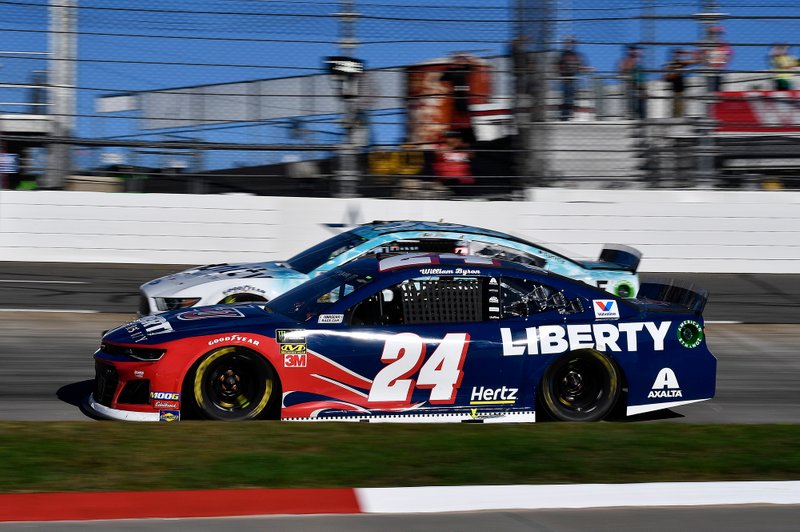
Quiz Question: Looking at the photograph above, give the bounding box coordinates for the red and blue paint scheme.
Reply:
[91,253,716,422]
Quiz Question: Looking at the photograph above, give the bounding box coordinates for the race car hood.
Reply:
[141,261,306,295]
[103,304,296,345]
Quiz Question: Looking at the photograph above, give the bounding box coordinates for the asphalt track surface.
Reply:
[0,505,799,532]
[0,262,799,422]
[0,263,799,528]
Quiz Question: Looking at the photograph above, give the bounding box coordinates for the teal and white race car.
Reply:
[139,221,641,315]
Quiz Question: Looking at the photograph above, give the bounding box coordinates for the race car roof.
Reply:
[358,221,527,243]
[346,252,547,277]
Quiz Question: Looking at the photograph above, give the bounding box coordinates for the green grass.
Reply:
[0,422,798,493]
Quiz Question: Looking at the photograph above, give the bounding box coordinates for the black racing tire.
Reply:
[189,347,279,421]
[218,293,268,305]
[538,350,621,422]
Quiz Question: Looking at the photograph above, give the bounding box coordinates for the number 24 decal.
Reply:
[368,332,469,404]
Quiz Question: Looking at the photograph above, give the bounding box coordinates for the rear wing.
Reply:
[598,244,642,272]
[637,281,709,314]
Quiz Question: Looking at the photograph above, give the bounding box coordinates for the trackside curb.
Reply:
[1,481,800,522]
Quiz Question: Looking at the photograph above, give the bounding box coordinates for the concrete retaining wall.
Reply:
[1,188,798,272]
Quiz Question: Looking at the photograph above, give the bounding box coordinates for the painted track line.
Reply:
[0,279,88,284]
[0,308,99,314]
[1,482,799,522]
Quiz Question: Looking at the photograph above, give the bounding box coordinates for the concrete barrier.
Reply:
[1,189,798,272]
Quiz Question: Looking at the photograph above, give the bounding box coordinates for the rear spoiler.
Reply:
[596,244,642,273]
[637,281,709,314]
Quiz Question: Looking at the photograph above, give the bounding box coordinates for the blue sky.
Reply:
[1,1,799,169]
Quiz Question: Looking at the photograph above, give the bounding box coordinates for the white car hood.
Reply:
[141,261,306,297]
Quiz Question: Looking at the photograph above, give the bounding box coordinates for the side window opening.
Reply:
[400,277,483,324]
[349,276,492,326]
[500,277,585,319]
[470,241,546,268]
[367,238,459,256]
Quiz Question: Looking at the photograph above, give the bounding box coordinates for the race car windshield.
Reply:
[286,230,368,274]
[266,268,375,321]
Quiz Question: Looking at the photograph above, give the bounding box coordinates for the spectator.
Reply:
[619,45,646,119]
[433,130,475,196]
[555,37,592,121]
[441,54,478,145]
[698,25,732,93]
[663,48,695,118]
[769,44,798,90]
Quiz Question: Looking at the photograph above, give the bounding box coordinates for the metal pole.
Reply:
[695,0,721,186]
[335,1,360,198]
[46,0,77,189]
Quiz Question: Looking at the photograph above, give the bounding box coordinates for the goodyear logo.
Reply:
[150,391,180,401]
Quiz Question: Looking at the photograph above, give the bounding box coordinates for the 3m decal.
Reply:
[677,320,704,348]
[150,391,181,401]
[501,321,671,355]
[368,332,469,404]
[177,308,245,320]
[648,368,683,399]
[470,386,518,405]
[593,299,620,320]
[284,353,308,368]
[318,314,344,324]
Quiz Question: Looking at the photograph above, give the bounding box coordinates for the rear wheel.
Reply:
[539,350,620,422]
[190,347,278,421]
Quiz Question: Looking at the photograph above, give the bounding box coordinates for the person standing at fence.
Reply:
[440,54,478,145]
[698,25,733,93]
[663,48,695,118]
[769,44,798,90]
[619,45,646,120]
[555,37,592,121]
[433,130,475,196]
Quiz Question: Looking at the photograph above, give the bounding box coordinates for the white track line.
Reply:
[0,308,99,314]
[0,279,88,284]
[705,320,743,324]
[356,481,800,513]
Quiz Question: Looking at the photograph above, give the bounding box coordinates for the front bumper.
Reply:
[92,356,183,422]
[88,394,160,422]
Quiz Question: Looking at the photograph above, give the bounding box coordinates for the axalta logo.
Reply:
[470,386,518,404]
[647,368,683,399]
[501,322,671,356]
[593,299,620,319]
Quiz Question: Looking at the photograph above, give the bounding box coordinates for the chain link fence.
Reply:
[1,1,800,197]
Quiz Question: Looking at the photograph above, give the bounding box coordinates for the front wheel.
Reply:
[190,347,278,421]
[538,350,620,422]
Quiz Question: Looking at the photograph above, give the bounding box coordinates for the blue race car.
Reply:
[94,252,714,423]
[139,220,641,315]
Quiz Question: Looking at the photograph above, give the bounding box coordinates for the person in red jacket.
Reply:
[433,131,475,195]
